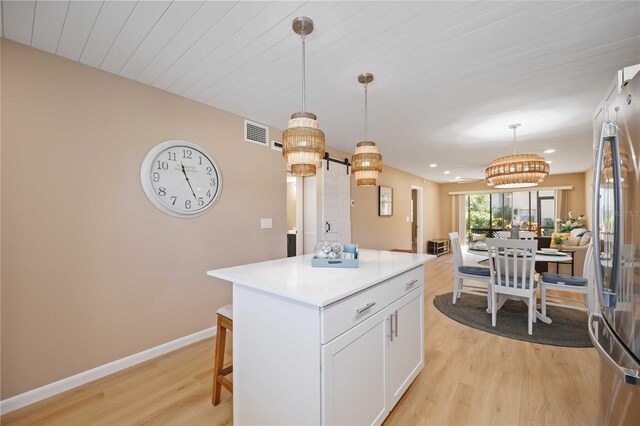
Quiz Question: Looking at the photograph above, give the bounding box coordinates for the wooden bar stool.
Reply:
[212,304,233,406]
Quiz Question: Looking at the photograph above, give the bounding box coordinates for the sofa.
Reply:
[550,228,592,277]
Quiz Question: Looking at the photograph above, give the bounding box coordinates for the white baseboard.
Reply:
[0,327,216,415]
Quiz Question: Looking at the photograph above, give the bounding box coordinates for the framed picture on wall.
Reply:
[378,186,393,216]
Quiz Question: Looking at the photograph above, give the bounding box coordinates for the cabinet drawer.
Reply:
[321,282,388,344]
[389,266,424,303]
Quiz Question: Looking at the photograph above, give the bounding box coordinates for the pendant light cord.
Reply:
[509,123,521,155]
[301,34,306,112]
[364,83,368,141]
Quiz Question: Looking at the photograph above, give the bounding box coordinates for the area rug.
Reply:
[433,292,592,348]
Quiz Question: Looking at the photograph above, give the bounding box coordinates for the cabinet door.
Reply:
[388,288,424,409]
[322,309,389,426]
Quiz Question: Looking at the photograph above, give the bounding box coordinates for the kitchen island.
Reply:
[207,249,435,425]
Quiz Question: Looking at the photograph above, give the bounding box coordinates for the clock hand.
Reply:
[180,162,198,200]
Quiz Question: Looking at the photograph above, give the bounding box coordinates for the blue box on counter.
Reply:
[311,256,359,268]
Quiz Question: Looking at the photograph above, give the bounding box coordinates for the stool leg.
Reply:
[212,317,227,406]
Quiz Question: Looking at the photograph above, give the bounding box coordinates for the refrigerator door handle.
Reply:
[592,122,618,308]
[589,314,640,386]
[609,123,623,300]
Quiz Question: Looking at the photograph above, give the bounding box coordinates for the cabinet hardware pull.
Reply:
[405,279,418,289]
[389,316,394,342]
[394,310,399,337]
[356,302,376,314]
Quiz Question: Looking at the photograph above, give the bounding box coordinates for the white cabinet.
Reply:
[322,309,389,426]
[389,290,424,408]
[208,255,433,426]
[321,268,425,425]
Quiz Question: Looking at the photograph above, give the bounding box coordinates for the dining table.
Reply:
[467,248,573,324]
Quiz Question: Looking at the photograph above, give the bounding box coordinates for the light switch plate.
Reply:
[261,218,273,229]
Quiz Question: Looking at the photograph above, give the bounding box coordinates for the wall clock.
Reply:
[140,140,222,218]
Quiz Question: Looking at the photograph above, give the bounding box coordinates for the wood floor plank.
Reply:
[2,254,600,425]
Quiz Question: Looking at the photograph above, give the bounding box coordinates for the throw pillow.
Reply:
[472,233,486,241]
[565,237,581,246]
[570,228,588,238]
[579,233,592,246]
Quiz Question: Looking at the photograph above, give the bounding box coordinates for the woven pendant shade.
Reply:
[485,123,549,188]
[282,17,325,177]
[282,112,325,176]
[485,153,550,188]
[352,141,383,187]
[351,73,383,187]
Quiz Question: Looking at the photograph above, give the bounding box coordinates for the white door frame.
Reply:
[411,185,424,254]
[295,176,304,255]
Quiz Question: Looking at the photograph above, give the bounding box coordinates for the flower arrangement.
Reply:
[556,211,585,233]
[552,235,566,247]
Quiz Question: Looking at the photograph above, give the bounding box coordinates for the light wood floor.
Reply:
[2,254,600,425]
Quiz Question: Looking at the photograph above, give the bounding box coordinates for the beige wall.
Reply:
[286,182,296,230]
[324,148,441,251]
[584,166,594,229]
[0,40,289,399]
[439,172,589,235]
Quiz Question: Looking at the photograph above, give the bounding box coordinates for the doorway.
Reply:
[286,174,304,257]
[410,186,424,253]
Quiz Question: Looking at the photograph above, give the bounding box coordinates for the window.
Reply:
[465,190,556,245]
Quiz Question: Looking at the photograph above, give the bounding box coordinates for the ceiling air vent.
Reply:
[244,119,269,147]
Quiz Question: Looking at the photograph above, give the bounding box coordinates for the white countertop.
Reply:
[207,249,435,307]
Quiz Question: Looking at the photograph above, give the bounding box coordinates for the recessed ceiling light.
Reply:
[444,171,451,175]
[455,176,461,180]
[546,160,553,164]
[544,149,555,154]
[429,163,437,168]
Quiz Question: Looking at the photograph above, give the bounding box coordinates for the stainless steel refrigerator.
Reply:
[590,65,640,425]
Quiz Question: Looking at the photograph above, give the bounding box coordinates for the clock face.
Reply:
[140,140,222,218]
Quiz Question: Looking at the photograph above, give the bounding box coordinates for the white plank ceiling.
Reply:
[3,0,639,182]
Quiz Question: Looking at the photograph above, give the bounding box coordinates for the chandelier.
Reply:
[485,123,549,188]
[351,73,383,187]
[282,17,325,177]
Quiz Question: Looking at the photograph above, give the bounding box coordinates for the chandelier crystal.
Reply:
[282,17,325,177]
[351,73,383,187]
[485,124,549,188]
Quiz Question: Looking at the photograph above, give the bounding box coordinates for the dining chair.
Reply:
[486,238,538,335]
[540,242,595,318]
[449,232,492,307]
[519,231,536,240]
[495,231,511,239]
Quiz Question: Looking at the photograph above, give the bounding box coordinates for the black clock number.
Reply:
[170,196,177,206]
[158,187,166,196]
[206,166,213,175]
[198,198,204,207]
[182,149,192,159]
[152,172,160,182]
[185,200,191,209]
[167,152,176,161]
[198,156,203,165]
[156,160,168,170]
[210,178,216,186]
[206,190,211,198]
